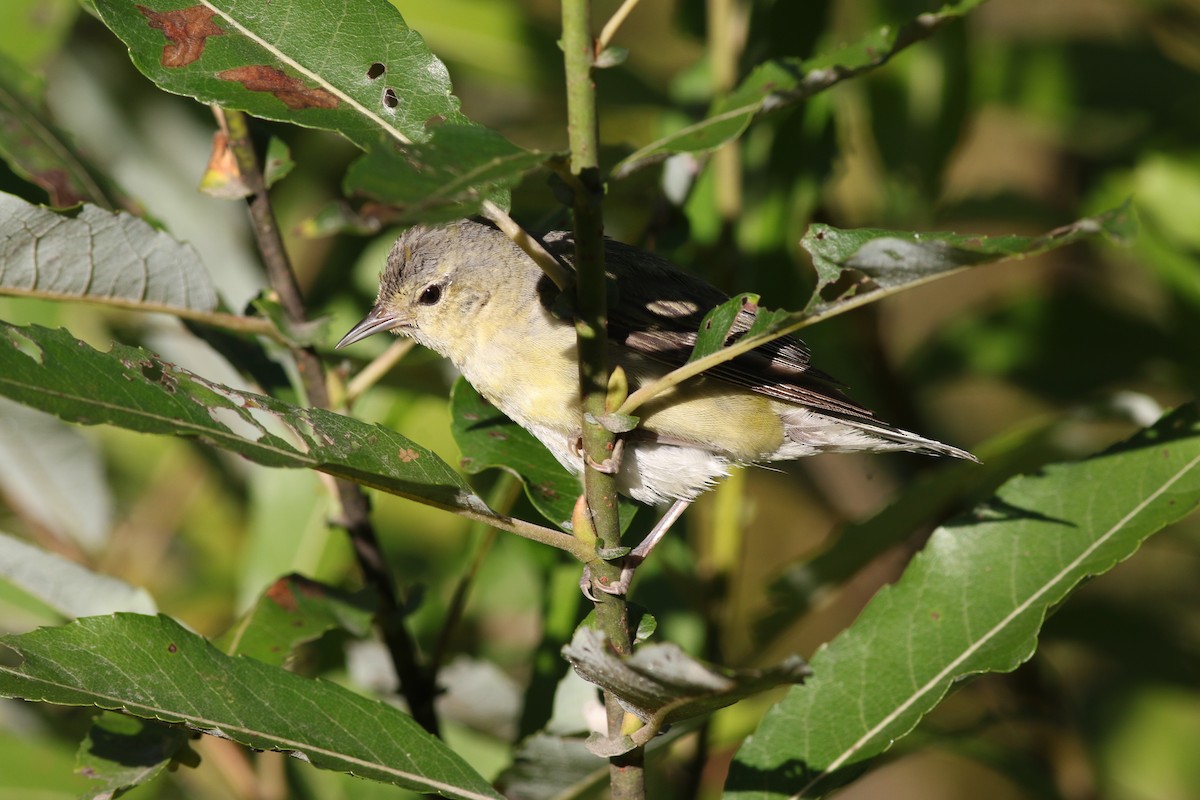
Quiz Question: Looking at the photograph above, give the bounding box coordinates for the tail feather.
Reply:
[781,407,979,462]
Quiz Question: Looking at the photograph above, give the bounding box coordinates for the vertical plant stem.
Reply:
[560,2,645,798]
[219,108,440,737]
[707,0,745,223]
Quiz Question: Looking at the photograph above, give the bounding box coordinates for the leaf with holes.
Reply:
[726,403,1200,799]
[92,0,546,219]
[0,322,496,521]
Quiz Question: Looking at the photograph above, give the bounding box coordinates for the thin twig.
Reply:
[597,0,642,52]
[481,199,573,291]
[345,338,414,405]
[217,107,441,736]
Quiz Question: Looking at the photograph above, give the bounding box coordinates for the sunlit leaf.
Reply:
[0,613,504,799]
[0,322,494,520]
[93,0,547,220]
[727,403,1200,799]
[0,192,218,315]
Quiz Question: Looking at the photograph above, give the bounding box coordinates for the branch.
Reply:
[560,2,646,798]
[217,107,442,737]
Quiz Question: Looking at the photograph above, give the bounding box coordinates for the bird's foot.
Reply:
[570,435,625,474]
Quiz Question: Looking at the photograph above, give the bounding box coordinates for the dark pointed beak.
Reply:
[336,305,410,349]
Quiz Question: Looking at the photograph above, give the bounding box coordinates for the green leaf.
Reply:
[76,712,193,799]
[0,322,495,520]
[726,403,1200,799]
[686,293,759,364]
[0,193,218,315]
[263,134,295,188]
[0,614,503,799]
[563,627,810,757]
[612,0,988,177]
[803,202,1136,312]
[0,54,119,208]
[215,573,375,666]
[450,378,639,533]
[756,420,1064,645]
[342,124,549,223]
[450,378,581,531]
[95,0,468,147]
[92,0,547,220]
[628,206,1134,415]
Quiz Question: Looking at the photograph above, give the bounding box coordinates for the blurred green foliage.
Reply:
[0,0,1198,798]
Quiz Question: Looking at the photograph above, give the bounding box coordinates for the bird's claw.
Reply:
[580,562,634,600]
[571,435,625,474]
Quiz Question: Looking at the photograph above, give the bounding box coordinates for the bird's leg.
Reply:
[583,498,691,598]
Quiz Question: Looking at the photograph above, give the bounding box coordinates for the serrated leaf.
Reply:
[450,378,638,533]
[0,614,503,799]
[803,202,1135,311]
[216,573,375,666]
[726,403,1200,799]
[0,192,218,314]
[0,530,157,618]
[612,0,987,177]
[756,420,1064,645]
[563,627,809,757]
[0,322,494,520]
[93,0,546,221]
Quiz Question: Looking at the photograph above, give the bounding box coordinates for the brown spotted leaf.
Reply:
[137,4,224,68]
[94,0,547,220]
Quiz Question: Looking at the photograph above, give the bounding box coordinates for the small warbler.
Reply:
[338,220,975,511]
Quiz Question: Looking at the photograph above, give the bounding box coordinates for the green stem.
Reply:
[561,2,645,797]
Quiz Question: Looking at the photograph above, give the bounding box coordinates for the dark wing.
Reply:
[542,232,881,422]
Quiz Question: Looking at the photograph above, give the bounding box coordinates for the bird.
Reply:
[338,219,975,592]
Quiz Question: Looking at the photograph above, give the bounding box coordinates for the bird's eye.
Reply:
[418,283,443,306]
